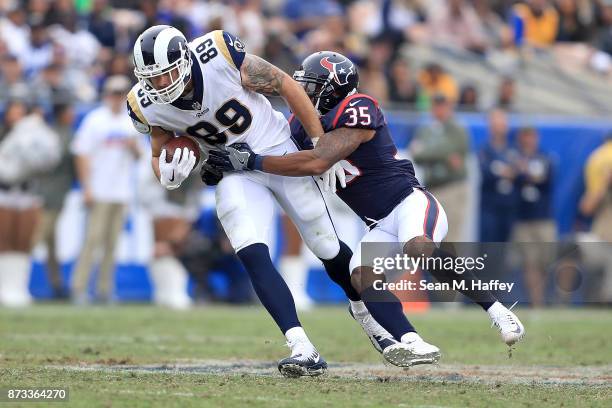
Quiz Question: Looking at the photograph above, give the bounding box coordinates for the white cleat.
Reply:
[382,332,441,367]
[488,301,526,346]
[278,338,327,378]
[349,303,398,353]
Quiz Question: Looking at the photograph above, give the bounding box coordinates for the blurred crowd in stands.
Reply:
[0,0,611,308]
[0,0,611,111]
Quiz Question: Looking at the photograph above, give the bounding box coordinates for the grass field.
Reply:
[0,305,610,407]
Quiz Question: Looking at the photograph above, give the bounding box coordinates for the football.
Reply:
[162,136,201,163]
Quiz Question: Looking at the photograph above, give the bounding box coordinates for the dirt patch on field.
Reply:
[49,360,612,387]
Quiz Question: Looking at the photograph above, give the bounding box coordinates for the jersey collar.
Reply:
[171,51,204,111]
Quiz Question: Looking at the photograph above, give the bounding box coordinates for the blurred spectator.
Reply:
[512,127,556,307]
[496,76,517,112]
[458,84,479,112]
[555,0,596,42]
[578,133,612,301]
[428,0,489,53]
[263,31,299,75]
[22,18,53,77]
[0,55,32,104]
[579,133,612,242]
[595,0,612,55]
[87,0,117,48]
[359,37,396,103]
[32,103,76,300]
[411,93,470,242]
[479,109,517,242]
[473,0,514,49]
[31,63,75,108]
[283,0,343,39]
[512,0,559,48]
[387,57,419,105]
[359,57,389,104]
[0,1,30,64]
[70,76,142,304]
[0,100,35,307]
[48,9,101,70]
[418,63,459,104]
[0,100,60,307]
[348,0,425,42]
[28,0,52,23]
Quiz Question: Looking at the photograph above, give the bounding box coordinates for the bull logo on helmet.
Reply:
[320,56,354,86]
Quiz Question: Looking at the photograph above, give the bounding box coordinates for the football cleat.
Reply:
[382,332,441,367]
[278,338,327,378]
[349,304,398,353]
[488,301,525,346]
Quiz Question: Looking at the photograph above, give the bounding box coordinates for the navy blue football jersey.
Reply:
[289,93,420,224]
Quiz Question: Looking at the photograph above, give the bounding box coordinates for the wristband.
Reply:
[252,155,264,171]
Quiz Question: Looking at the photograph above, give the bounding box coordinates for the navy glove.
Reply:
[207,143,262,172]
[200,162,223,186]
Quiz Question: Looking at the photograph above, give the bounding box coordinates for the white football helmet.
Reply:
[133,25,192,104]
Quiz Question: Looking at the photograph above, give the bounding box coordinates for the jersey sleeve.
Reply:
[288,115,314,150]
[212,30,246,70]
[126,88,152,134]
[325,95,381,131]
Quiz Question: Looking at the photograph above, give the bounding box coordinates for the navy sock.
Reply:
[362,286,416,340]
[237,243,301,333]
[320,240,361,301]
[429,247,497,311]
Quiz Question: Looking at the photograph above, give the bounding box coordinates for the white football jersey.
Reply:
[127,30,290,155]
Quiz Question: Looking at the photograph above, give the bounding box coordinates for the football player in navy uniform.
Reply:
[208,52,526,364]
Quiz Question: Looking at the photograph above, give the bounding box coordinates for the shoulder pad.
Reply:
[211,30,246,70]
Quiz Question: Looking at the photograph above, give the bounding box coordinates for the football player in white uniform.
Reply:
[127,25,398,377]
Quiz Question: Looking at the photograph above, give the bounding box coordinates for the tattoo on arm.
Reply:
[241,54,285,96]
[313,128,372,165]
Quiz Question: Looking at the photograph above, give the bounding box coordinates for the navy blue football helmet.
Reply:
[293,51,359,114]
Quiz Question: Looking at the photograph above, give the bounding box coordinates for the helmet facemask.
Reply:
[293,70,336,114]
[134,43,192,104]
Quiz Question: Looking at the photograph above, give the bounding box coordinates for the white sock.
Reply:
[285,326,309,344]
[349,299,368,315]
[0,252,33,307]
[400,332,421,343]
[149,256,192,310]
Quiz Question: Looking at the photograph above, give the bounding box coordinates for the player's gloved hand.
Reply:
[320,162,347,194]
[206,143,262,172]
[200,162,223,186]
[159,147,196,190]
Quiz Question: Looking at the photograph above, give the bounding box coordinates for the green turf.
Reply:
[0,305,610,407]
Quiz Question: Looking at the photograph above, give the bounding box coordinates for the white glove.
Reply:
[159,147,196,190]
[320,162,347,194]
